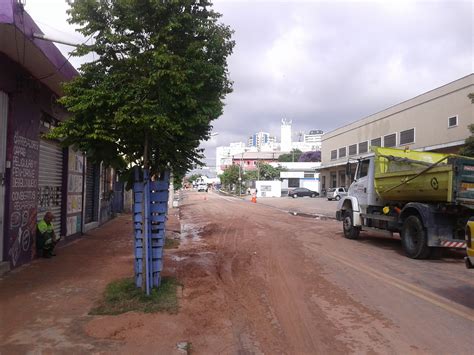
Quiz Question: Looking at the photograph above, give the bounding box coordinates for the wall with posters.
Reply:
[66,149,84,236]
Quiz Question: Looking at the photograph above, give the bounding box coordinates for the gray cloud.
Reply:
[25,1,472,169]
[201,0,472,165]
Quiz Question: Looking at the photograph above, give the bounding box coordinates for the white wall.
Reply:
[256,180,281,198]
[301,179,320,192]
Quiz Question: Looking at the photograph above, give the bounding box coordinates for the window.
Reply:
[371,137,381,147]
[356,159,370,179]
[348,144,357,156]
[359,141,368,154]
[288,178,300,188]
[330,150,337,160]
[448,115,458,128]
[339,147,346,158]
[383,133,396,147]
[304,171,314,178]
[399,128,415,145]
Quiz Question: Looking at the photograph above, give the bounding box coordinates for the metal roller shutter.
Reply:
[85,162,98,224]
[37,140,63,237]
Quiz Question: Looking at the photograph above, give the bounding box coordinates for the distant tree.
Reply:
[259,163,282,180]
[220,165,241,190]
[459,94,474,157]
[187,174,201,184]
[298,151,321,162]
[244,163,283,182]
[459,124,474,157]
[278,149,302,162]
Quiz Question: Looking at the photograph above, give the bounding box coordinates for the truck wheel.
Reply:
[343,209,360,239]
[401,215,431,259]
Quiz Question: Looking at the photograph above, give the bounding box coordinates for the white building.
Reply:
[247,131,277,150]
[304,130,323,150]
[215,142,247,175]
[270,162,321,192]
[280,118,292,152]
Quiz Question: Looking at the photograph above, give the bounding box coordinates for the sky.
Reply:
[25,0,473,168]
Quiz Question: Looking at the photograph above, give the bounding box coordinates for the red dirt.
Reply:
[1,191,472,354]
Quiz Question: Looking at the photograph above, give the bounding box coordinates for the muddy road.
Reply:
[1,190,472,354]
[168,190,473,354]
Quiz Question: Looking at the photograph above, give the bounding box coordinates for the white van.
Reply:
[197,183,208,192]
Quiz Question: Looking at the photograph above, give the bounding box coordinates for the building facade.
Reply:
[0,1,122,271]
[319,74,474,193]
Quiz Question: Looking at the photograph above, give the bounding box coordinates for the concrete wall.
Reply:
[256,180,281,198]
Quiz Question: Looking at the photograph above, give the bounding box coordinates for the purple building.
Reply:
[0,0,118,272]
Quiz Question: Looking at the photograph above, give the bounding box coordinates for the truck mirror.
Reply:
[345,162,351,181]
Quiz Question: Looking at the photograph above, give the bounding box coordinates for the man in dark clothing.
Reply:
[36,212,60,258]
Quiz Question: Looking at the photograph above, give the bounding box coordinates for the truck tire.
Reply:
[401,215,431,259]
[343,209,360,240]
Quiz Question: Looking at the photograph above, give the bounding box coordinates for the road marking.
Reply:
[307,245,474,322]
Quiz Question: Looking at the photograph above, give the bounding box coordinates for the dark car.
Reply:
[288,187,319,198]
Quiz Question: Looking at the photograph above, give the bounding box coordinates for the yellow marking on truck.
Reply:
[308,246,474,322]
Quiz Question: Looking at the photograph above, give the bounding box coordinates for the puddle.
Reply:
[181,223,202,243]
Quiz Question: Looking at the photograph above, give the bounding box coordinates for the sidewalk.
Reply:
[0,211,179,354]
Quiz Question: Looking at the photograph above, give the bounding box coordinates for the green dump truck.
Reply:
[336,147,474,259]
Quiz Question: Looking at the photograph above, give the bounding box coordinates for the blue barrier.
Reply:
[133,169,170,294]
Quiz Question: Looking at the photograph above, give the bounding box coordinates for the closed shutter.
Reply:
[85,163,97,223]
[38,140,64,236]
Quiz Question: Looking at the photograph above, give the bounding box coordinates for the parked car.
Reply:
[327,187,347,201]
[288,188,319,198]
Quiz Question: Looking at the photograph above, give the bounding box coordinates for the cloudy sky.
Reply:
[25,0,473,167]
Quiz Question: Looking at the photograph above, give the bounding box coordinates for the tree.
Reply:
[48,0,235,182]
[220,165,240,191]
[278,149,302,162]
[187,174,201,184]
[459,124,474,157]
[298,151,321,162]
[459,94,474,157]
[259,163,282,180]
[244,163,283,181]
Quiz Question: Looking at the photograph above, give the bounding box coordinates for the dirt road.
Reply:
[1,190,473,354]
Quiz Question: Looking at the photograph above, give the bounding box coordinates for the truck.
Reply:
[336,147,474,259]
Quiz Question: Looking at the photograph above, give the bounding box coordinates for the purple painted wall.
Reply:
[0,54,67,268]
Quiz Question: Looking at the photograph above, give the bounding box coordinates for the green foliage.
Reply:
[219,164,241,190]
[49,0,234,179]
[459,124,474,157]
[278,149,302,162]
[244,163,283,181]
[90,277,180,315]
[187,174,201,183]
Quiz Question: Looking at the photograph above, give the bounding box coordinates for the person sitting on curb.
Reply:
[36,212,61,258]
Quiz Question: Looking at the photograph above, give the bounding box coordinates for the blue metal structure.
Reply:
[133,169,170,294]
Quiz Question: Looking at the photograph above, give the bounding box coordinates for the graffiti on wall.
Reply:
[9,132,39,267]
[37,185,61,211]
